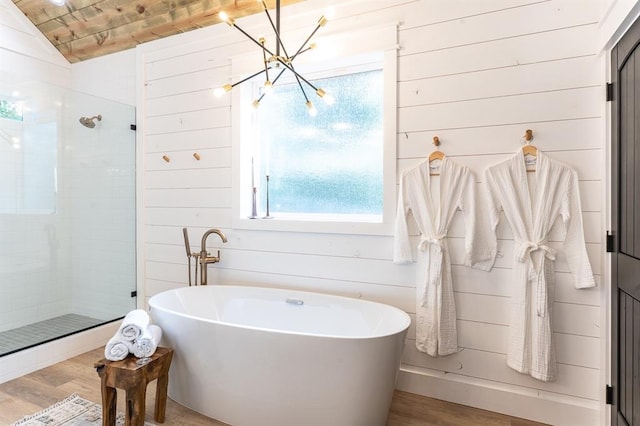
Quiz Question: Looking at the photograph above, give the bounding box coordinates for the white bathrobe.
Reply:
[484,149,596,381]
[394,157,495,356]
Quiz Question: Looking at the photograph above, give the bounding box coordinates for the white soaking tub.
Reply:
[148,285,410,426]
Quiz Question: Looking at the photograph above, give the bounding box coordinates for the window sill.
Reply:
[232,214,393,236]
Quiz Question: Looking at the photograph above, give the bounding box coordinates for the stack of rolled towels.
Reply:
[104,309,163,361]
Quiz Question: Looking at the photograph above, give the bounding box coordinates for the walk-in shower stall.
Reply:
[0,77,136,357]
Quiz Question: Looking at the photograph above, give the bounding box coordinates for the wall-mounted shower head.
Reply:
[79,115,102,128]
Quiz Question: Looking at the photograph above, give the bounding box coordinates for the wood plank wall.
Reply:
[137,0,605,424]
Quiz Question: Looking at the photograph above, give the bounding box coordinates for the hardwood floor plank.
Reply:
[0,347,547,425]
[0,392,42,425]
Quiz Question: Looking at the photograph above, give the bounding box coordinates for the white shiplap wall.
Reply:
[137,0,605,424]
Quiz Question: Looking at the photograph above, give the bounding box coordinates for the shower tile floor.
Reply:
[0,314,105,357]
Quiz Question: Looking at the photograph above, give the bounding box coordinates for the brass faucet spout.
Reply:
[199,229,228,285]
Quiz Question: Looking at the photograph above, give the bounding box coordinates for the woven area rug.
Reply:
[11,394,155,426]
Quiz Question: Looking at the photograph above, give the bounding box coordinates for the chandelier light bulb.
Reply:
[306,101,317,117]
[219,11,235,26]
[264,80,274,95]
[213,84,232,98]
[316,88,334,106]
[252,99,261,109]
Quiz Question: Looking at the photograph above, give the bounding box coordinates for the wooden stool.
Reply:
[94,347,173,426]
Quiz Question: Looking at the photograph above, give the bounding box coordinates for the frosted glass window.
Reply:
[253,69,383,219]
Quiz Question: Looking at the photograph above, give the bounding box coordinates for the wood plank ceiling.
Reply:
[11,0,302,63]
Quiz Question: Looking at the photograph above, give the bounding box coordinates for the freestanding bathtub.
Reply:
[148,285,410,426]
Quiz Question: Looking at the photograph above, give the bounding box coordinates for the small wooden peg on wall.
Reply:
[524,129,534,143]
[162,155,170,163]
[432,136,440,147]
[193,153,201,160]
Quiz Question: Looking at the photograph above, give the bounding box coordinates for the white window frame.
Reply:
[231,24,398,235]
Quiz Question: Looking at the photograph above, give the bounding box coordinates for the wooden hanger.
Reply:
[522,129,537,156]
[521,129,537,172]
[428,136,444,175]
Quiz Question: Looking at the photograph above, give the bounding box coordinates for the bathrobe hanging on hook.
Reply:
[394,157,496,356]
[483,149,596,381]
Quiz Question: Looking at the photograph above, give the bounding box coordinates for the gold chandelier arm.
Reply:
[272,67,287,83]
[290,44,315,61]
[229,68,269,89]
[295,75,310,103]
[227,20,280,59]
[292,16,327,59]
[260,38,270,82]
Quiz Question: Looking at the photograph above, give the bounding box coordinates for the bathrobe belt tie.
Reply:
[418,234,446,253]
[417,234,446,307]
[516,240,557,317]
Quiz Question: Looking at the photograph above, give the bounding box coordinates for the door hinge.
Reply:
[606,82,614,102]
[606,231,615,252]
[130,290,137,298]
[130,124,137,131]
[606,385,613,405]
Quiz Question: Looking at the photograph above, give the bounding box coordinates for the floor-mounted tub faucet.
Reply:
[199,228,228,285]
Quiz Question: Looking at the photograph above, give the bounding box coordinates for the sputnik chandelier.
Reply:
[213,0,334,116]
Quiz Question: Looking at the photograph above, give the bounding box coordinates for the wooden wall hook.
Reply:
[193,153,201,160]
[433,136,440,147]
[524,129,534,142]
[162,155,170,163]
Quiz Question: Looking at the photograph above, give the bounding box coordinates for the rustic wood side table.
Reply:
[94,347,173,426]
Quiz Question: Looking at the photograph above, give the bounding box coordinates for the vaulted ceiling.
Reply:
[11,0,302,63]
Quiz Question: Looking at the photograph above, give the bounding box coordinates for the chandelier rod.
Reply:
[262,0,289,59]
[292,17,326,59]
[276,0,281,58]
[233,68,268,89]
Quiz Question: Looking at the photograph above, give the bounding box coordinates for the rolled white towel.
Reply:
[132,324,163,358]
[104,334,134,361]
[118,309,150,342]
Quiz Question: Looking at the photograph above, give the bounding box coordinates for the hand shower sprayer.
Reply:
[182,228,200,286]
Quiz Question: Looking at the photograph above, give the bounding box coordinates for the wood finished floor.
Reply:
[0,347,546,426]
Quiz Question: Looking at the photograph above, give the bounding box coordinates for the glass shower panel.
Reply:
[0,77,136,356]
